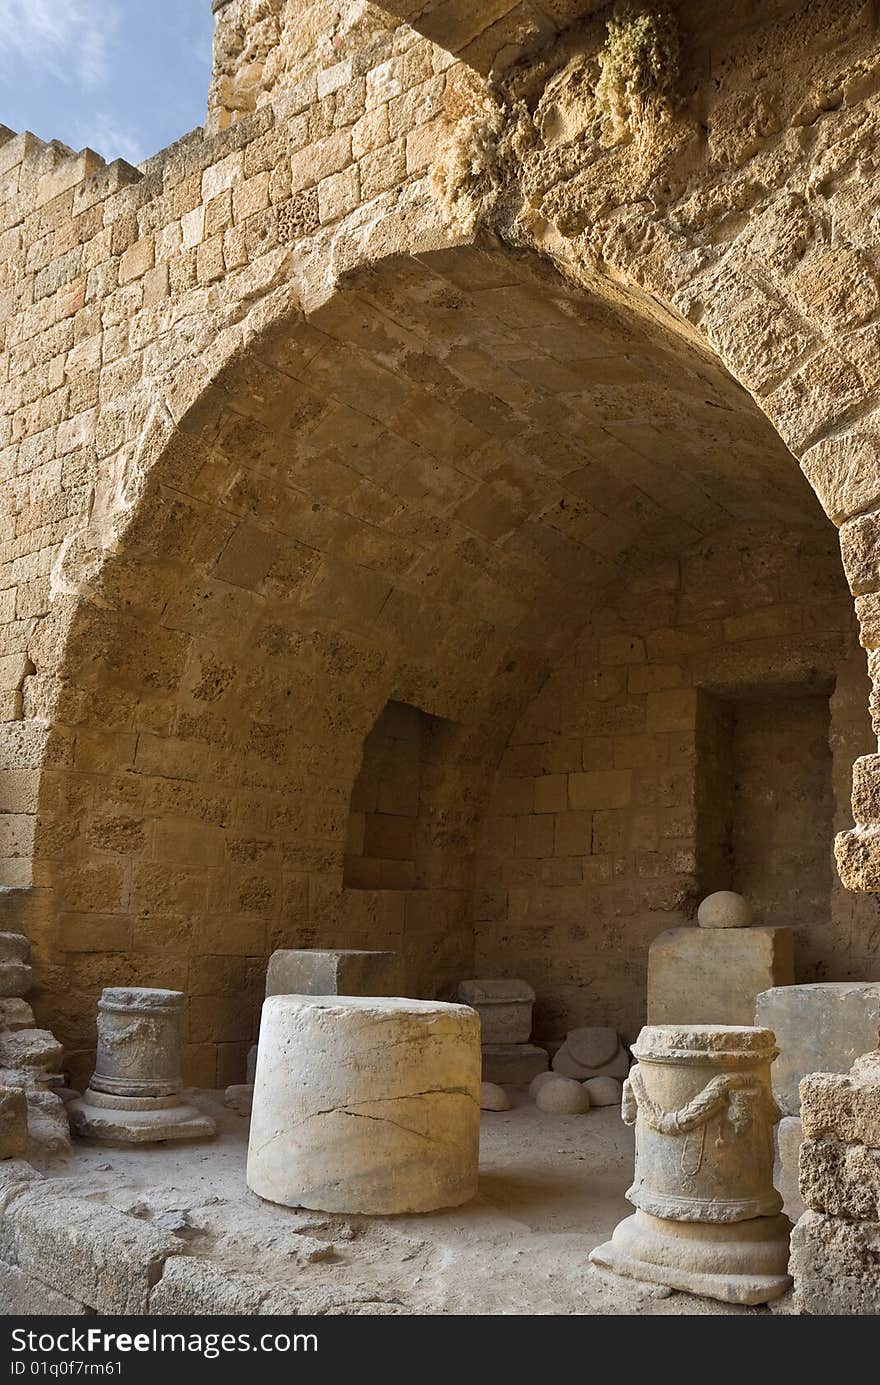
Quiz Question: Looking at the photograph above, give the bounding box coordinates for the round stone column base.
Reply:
[69,1092,215,1144]
[590,1210,792,1305]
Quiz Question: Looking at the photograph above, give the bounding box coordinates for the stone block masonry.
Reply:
[791,1051,880,1313]
[3,0,880,1081]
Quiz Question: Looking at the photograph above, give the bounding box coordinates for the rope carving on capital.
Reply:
[621,1064,780,1136]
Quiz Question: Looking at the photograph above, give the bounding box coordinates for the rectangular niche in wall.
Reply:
[696,687,834,928]
[344,699,449,891]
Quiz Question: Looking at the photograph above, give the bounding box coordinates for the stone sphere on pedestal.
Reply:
[697,891,753,929]
[69,987,214,1144]
[247,995,481,1214]
[590,1024,791,1304]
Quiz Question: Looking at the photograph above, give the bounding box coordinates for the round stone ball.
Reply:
[697,890,753,929]
[535,1076,591,1115]
[582,1076,622,1107]
[480,1081,511,1111]
[529,1070,558,1100]
[247,996,480,1214]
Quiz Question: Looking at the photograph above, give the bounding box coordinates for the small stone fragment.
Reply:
[529,1070,557,1099]
[0,962,31,999]
[0,933,29,963]
[0,1029,63,1077]
[536,1077,591,1114]
[697,890,753,928]
[583,1076,622,1107]
[0,1085,29,1158]
[25,1089,71,1156]
[479,1081,511,1111]
[224,1084,253,1117]
[0,998,35,1032]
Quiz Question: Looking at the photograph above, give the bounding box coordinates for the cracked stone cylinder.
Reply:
[247,995,481,1214]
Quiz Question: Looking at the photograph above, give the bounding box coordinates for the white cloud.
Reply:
[71,110,147,166]
[0,0,119,89]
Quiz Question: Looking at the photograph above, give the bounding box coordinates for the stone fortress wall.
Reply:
[3,0,880,1082]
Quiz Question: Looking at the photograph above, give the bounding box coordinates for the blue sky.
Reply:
[0,1,214,166]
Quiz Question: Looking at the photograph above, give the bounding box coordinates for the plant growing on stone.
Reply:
[596,2,680,142]
[433,70,536,227]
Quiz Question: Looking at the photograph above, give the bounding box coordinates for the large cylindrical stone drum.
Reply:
[625,1025,782,1222]
[90,987,185,1100]
[247,996,481,1214]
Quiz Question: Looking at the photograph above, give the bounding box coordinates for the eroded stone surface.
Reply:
[0,1193,182,1314]
[800,1137,880,1220]
[800,1050,880,1145]
[624,1026,784,1224]
[0,1260,93,1316]
[790,1210,880,1315]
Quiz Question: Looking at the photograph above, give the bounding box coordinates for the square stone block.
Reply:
[799,1137,880,1220]
[264,949,402,999]
[481,1043,548,1085]
[457,979,534,1043]
[756,982,880,1116]
[791,1210,880,1315]
[647,926,793,1027]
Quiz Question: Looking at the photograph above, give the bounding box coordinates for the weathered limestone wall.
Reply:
[473,523,879,1040]
[4,0,880,1079]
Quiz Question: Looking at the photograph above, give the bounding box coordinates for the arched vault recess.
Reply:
[28,238,855,1082]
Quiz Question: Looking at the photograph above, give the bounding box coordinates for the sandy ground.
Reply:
[37,1089,790,1316]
